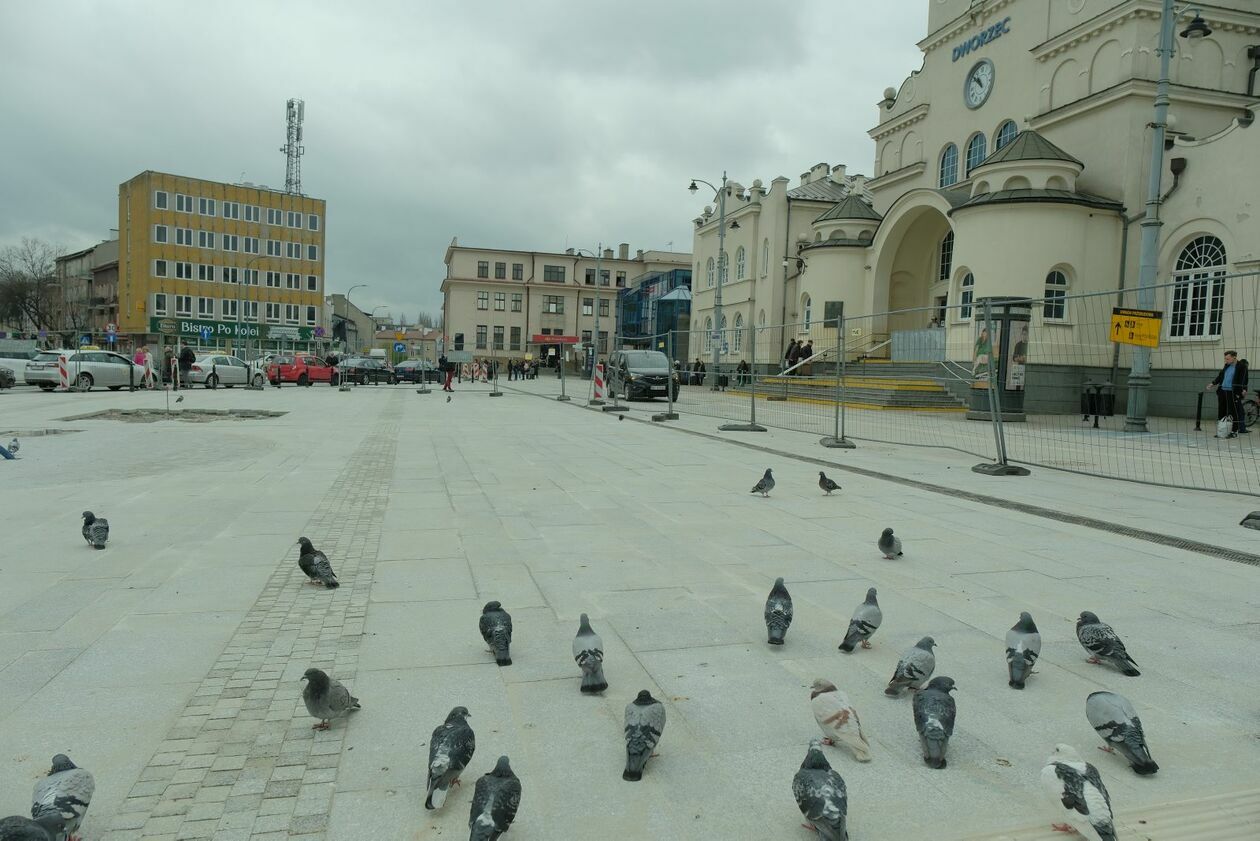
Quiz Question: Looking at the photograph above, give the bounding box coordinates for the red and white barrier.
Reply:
[593,363,605,400]
[57,354,69,391]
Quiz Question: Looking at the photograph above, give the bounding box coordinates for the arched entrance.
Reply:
[869,191,955,336]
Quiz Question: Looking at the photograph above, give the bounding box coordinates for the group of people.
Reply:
[505,359,541,381]
[128,344,196,389]
[783,339,815,376]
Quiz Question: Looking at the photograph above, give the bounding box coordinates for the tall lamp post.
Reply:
[345,284,367,353]
[573,245,606,404]
[1124,3,1212,432]
[689,173,738,390]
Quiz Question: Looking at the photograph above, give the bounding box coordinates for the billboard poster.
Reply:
[1005,322,1028,391]
[972,321,1000,381]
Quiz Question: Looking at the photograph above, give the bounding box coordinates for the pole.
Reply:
[821,306,855,448]
[557,343,570,401]
[712,172,727,391]
[654,330,677,421]
[970,301,1029,476]
[1124,0,1175,433]
[747,324,759,427]
[588,244,604,405]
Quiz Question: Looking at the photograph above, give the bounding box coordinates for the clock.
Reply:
[964,59,994,110]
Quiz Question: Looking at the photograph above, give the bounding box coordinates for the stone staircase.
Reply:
[740,360,970,411]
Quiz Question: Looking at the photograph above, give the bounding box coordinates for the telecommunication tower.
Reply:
[280,98,305,194]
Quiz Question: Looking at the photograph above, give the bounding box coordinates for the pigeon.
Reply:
[572,614,607,694]
[446,394,452,403]
[175,395,184,403]
[479,602,513,666]
[750,468,774,497]
[877,527,902,559]
[0,815,58,841]
[296,537,339,588]
[1005,611,1041,690]
[838,588,881,653]
[1041,744,1117,841]
[300,668,360,730]
[1076,611,1139,676]
[80,512,108,550]
[885,636,936,696]
[818,471,840,494]
[1086,691,1158,775]
[31,753,93,841]
[8,437,18,454]
[810,680,871,762]
[764,577,793,645]
[913,676,957,769]
[468,756,521,841]
[792,739,849,841]
[623,689,666,781]
[425,706,476,810]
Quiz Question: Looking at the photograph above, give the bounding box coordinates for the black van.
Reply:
[606,349,679,401]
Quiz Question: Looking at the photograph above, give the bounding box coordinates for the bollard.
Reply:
[57,354,70,392]
[1194,391,1203,431]
[821,308,856,448]
[589,361,606,406]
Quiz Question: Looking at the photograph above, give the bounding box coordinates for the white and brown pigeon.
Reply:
[810,680,871,762]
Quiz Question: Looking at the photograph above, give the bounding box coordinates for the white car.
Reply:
[62,350,147,391]
[186,354,253,388]
[0,348,38,382]
[24,350,78,390]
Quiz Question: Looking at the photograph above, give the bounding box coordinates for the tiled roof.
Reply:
[981,130,1083,167]
[786,180,851,202]
[813,195,882,223]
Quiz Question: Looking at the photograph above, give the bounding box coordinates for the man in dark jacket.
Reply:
[177,345,196,389]
[783,339,797,373]
[1209,350,1249,435]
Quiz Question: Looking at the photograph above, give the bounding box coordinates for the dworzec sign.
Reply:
[148,317,314,342]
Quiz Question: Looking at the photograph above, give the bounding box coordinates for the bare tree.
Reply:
[0,238,62,331]
[415,310,440,328]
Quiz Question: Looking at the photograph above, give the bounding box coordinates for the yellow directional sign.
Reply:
[394,332,404,341]
[1110,307,1162,348]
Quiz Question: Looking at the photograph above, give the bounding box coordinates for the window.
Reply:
[733,313,744,352]
[959,272,975,319]
[598,331,608,354]
[265,303,281,323]
[494,292,506,311]
[1043,270,1069,320]
[153,225,169,244]
[616,271,626,287]
[285,273,300,289]
[287,211,302,228]
[543,265,565,282]
[477,261,489,278]
[584,268,595,286]
[221,267,239,284]
[305,306,317,325]
[476,325,488,348]
[307,244,318,261]
[265,271,281,288]
[493,326,505,350]
[154,190,168,209]
[511,293,522,312]
[198,297,214,318]
[199,231,216,249]
[512,262,523,280]
[600,269,610,286]
[581,329,592,347]
[153,293,168,315]
[176,261,193,280]
[285,304,299,324]
[598,299,609,317]
[762,238,770,276]
[176,194,193,213]
[703,317,713,351]
[736,246,746,279]
[543,295,564,314]
[267,239,281,257]
[175,294,192,316]
[243,269,258,286]
[306,274,318,292]
[494,262,506,279]
[198,197,216,216]
[477,291,489,310]
[154,259,168,277]
[243,236,259,254]
[222,234,239,252]
[222,201,240,220]
[176,227,193,246]
[938,231,954,283]
[307,213,319,231]
[706,257,715,288]
[267,208,282,225]
[286,242,302,259]
[1169,235,1228,338]
[803,295,812,330]
[510,326,521,350]
[243,301,258,320]
[244,204,260,223]
[222,299,238,320]
[966,133,987,176]
[939,144,959,188]
[995,120,1018,150]
[583,297,594,316]
[198,264,214,282]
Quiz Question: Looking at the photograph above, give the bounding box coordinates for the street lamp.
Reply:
[1124,2,1213,432]
[573,245,608,405]
[345,284,367,352]
[689,172,739,390]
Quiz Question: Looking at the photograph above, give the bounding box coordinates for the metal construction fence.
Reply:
[512,271,1260,498]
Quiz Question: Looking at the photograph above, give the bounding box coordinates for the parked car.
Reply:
[605,349,680,401]
[186,354,252,388]
[0,366,14,389]
[266,353,334,386]
[393,359,440,383]
[61,350,147,391]
[0,348,38,382]
[24,350,78,390]
[337,356,396,385]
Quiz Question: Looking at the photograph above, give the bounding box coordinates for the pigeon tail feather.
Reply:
[424,782,447,810]
[579,667,607,694]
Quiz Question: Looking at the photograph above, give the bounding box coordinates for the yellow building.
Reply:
[117,171,327,356]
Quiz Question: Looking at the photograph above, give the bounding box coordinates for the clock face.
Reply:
[964,59,994,109]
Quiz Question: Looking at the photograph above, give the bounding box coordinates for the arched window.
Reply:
[1044,270,1069,320]
[937,231,954,283]
[802,295,813,330]
[995,120,1018,150]
[758,309,766,328]
[719,315,728,354]
[939,144,959,188]
[735,246,746,279]
[958,272,975,320]
[706,257,715,288]
[719,251,729,284]
[703,316,713,351]
[733,313,744,352]
[761,238,770,276]
[1170,236,1228,338]
[965,133,987,176]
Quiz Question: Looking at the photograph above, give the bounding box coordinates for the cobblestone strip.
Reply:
[102,407,399,841]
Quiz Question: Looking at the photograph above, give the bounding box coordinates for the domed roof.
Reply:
[813,194,882,224]
[980,130,1082,168]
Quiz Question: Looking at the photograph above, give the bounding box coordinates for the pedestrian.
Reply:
[132,345,147,388]
[162,346,175,388]
[440,354,454,391]
[736,359,751,386]
[783,339,797,373]
[799,340,814,377]
[143,345,156,389]
[695,358,706,387]
[1208,350,1249,436]
[178,344,195,389]
[787,340,802,375]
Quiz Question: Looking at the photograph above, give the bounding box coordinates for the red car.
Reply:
[266,353,334,386]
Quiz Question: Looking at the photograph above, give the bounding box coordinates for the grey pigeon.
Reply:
[1076,611,1139,676]
[0,815,57,841]
[1086,691,1158,775]
[8,437,18,454]
[913,676,957,769]
[1041,744,1117,841]
[792,739,848,841]
[425,706,476,810]
[1005,611,1041,689]
[31,753,93,841]
[750,468,774,497]
[818,471,840,494]
[80,511,108,550]
[838,588,881,653]
[301,668,360,730]
[479,602,513,666]
[296,537,339,588]
[623,689,666,781]
[572,614,607,694]
[446,394,452,403]
[885,636,936,696]
[764,577,793,645]
[175,395,184,403]
[877,527,902,558]
[468,755,521,841]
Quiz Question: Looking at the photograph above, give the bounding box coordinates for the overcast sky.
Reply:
[0,1,925,321]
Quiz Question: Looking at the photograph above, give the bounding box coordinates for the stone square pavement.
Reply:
[0,382,1256,839]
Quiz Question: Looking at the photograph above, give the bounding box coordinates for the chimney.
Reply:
[603,248,613,260]
[636,249,644,261]
[851,175,867,196]
[565,247,574,255]
[830,164,847,182]
[811,162,828,181]
[800,170,812,186]
[618,243,629,260]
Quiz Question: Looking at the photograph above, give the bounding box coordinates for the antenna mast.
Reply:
[280,98,305,194]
